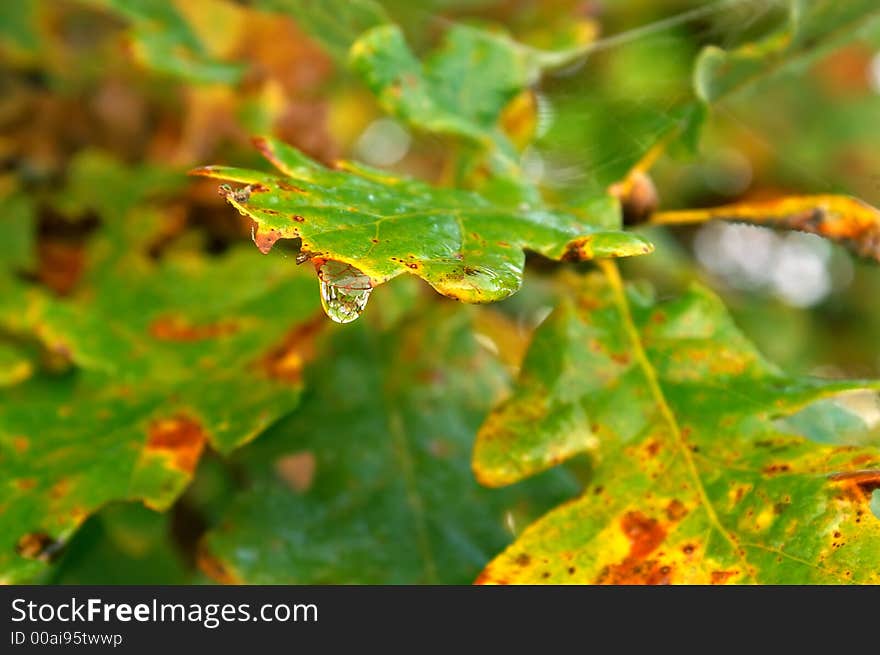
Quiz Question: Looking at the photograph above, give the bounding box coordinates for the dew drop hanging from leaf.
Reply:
[316,260,373,324]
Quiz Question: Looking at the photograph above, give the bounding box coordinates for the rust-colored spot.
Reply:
[682,543,696,555]
[763,463,791,475]
[196,542,242,584]
[249,183,269,193]
[828,469,880,496]
[146,415,207,474]
[252,224,284,254]
[292,215,305,222]
[515,553,531,567]
[149,316,237,342]
[611,352,631,366]
[645,440,661,457]
[16,532,64,562]
[370,238,379,244]
[15,478,36,491]
[49,479,69,500]
[274,451,316,493]
[259,208,280,215]
[622,512,666,558]
[561,236,594,262]
[710,570,737,585]
[596,511,670,584]
[38,240,86,296]
[665,499,688,521]
[261,314,326,384]
[276,180,304,193]
[405,262,419,270]
[12,436,29,453]
[474,569,509,585]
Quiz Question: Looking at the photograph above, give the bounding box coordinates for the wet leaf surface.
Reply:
[194,136,653,310]
[475,270,880,583]
[199,305,579,583]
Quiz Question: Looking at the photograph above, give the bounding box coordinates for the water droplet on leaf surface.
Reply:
[317,260,373,324]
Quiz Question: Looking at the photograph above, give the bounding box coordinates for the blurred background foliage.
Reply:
[1,0,879,583]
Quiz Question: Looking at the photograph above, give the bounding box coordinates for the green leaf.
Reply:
[199,305,579,583]
[349,23,578,169]
[47,503,190,585]
[0,247,323,582]
[474,270,880,583]
[0,194,36,274]
[0,0,41,59]
[695,0,880,103]
[254,0,389,62]
[193,136,652,311]
[82,0,246,84]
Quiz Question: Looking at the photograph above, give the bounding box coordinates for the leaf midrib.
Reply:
[599,259,757,582]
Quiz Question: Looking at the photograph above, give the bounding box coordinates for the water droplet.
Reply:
[317,260,373,324]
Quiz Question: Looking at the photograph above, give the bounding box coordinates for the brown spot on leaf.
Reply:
[252,224,284,254]
[561,236,594,262]
[276,181,305,193]
[196,542,242,584]
[763,463,791,475]
[37,240,86,296]
[515,553,531,567]
[146,415,207,474]
[622,512,666,558]
[596,511,671,584]
[665,499,688,521]
[16,478,36,491]
[16,532,64,562]
[274,451,316,492]
[12,436,29,453]
[828,469,880,496]
[149,316,237,342]
[49,479,69,500]
[261,314,326,384]
[710,570,737,585]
